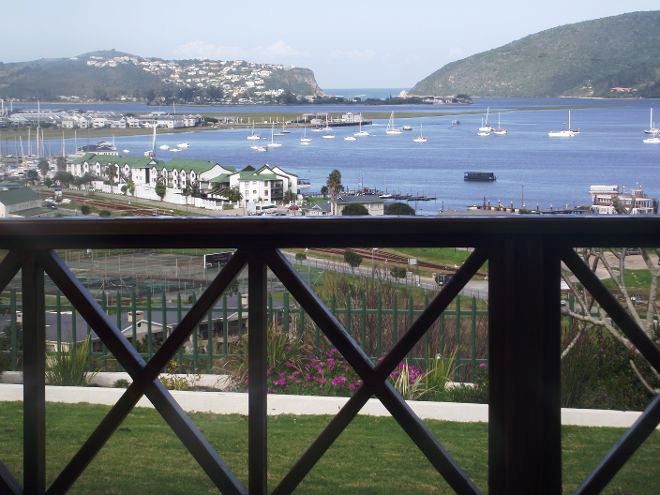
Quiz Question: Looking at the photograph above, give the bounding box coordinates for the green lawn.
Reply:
[0,402,657,494]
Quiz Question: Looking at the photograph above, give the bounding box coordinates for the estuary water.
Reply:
[34,97,660,214]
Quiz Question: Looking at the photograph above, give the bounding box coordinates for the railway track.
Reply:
[312,247,466,274]
[40,190,175,216]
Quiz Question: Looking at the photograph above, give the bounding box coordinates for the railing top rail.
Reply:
[0,216,658,249]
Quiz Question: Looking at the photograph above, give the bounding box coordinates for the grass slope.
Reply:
[0,401,657,493]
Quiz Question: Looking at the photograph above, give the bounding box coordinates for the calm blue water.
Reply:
[33,97,660,214]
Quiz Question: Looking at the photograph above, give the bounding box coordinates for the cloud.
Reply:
[172,39,306,62]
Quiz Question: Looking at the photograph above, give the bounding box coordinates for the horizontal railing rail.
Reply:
[0,216,658,495]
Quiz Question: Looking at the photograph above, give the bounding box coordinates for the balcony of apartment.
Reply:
[0,216,658,494]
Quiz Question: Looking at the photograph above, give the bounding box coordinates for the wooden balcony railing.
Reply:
[0,216,658,495]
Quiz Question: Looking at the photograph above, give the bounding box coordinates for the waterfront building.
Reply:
[589,185,656,215]
[336,194,385,215]
[66,154,302,210]
[0,187,47,218]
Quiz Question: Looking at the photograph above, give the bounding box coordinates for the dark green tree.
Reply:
[37,159,50,177]
[341,203,369,216]
[385,202,416,215]
[155,181,167,201]
[344,250,363,271]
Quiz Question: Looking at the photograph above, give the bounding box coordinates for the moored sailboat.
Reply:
[385,112,402,135]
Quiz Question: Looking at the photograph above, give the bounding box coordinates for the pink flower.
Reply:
[331,375,347,387]
[273,377,287,387]
[479,362,487,369]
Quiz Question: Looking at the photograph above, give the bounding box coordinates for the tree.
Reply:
[326,169,342,215]
[341,203,369,216]
[211,185,242,203]
[320,186,328,197]
[155,181,167,201]
[37,159,50,177]
[283,190,297,204]
[385,202,416,215]
[80,205,91,215]
[26,169,39,184]
[295,252,307,263]
[56,156,67,172]
[105,165,117,191]
[344,250,363,271]
[53,171,74,187]
[562,247,659,395]
[390,266,407,279]
[98,210,111,217]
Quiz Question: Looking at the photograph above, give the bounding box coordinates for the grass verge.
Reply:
[0,401,657,494]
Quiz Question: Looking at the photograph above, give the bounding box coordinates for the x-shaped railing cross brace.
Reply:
[40,249,249,495]
[266,248,488,495]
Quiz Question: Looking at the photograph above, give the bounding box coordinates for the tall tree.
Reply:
[326,169,342,215]
[341,203,369,216]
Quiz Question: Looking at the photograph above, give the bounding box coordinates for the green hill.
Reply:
[410,11,660,98]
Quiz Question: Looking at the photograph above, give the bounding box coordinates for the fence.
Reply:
[0,216,658,494]
[0,288,487,378]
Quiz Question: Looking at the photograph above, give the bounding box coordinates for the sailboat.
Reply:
[492,113,508,135]
[354,115,370,137]
[413,124,427,143]
[144,122,157,157]
[267,124,282,148]
[478,107,494,133]
[644,108,660,135]
[385,112,402,135]
[548,110,577,138]
[322,114,335,139]
[300,126,312,145]
[247,123,261,140]
[477,118,491,136]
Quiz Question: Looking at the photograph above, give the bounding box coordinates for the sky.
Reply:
[2,1,658,89]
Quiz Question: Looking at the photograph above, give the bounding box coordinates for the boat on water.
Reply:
[344,136,357,141]
[122,149,130,153]
[354,116,370,137]
[159,144,170,150]
[464,171,496,182]
[169,148,181,152]
[642,136,660,144]
[385,112,402,135]
[402,124,413,131]
[492,113,508,135]
[300,126,312,145]
[247,123,261,141]
[267,124,282,148]
[321,114,335,138]
[177,142,189,149]
[478,107,494,133]
[644,108,660,135]
[548,110,578,138]
[413,124,427,143]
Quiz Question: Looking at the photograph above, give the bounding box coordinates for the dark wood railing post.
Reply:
[488,239,562,494]
[22,251,46,494]
[248,252,268,494]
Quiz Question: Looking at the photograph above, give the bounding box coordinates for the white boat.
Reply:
[267,124,282,148]
[413,124,427,143]
[344,136,357,141]
[402,124,413,131]
[159,144,170,150]
[477,130,491,137]
[354,116,370,137]
[169,148,181,152]
[177,142,189,149]
[642,136,660,144]
[247,123,261,141]
[644,108,660,135]
[281,123,291,134]
[322,114,335,138]
[478,107,494,133]
[548,110,577,138]
[254,146,268,152]
[386,112,402,135]
[492,113,508,135]
[122,149,130,153]
[300,126,312,144]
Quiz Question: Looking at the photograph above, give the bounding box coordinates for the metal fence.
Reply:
[0,288,487,377]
